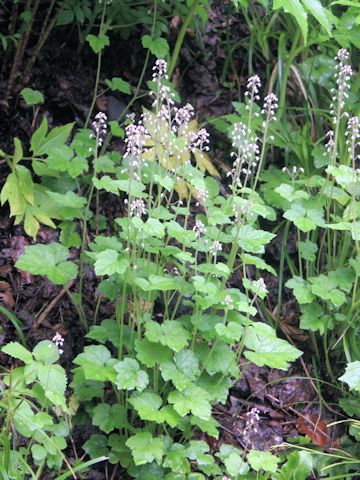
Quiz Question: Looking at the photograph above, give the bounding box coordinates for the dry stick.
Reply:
[22,0,59,89]
[5,0,40,101]
[34,280,75,328]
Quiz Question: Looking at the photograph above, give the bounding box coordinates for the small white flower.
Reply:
[190,128,210,152]
[152,59,168,81]
[261,92,278,120]
[325,130,335,154]
[129,198,147,217]
[253,278,267,294]
[223,295,233,309]
[52,332,64,354]
[193,219,206,237]
[195,188,209,205]
[92,112,108,145]
[245,75,261,98]
[209,240,222,256]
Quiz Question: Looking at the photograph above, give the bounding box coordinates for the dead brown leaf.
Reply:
[297,414,332,448]
[0,281,15,308]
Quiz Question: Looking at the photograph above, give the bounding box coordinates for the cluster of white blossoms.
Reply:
[124,123,150,158]
[152,59,168,82]
[331,48,353,124]
[148,59,210,162]
[345,116,360,160]
[261,93,278,127]
[253,277,267,295]
[227,74,278,190]
[52,332,64,355]
[329,48,352,125]
[190,128,210,153]
[245,75,261,103]
[232,199,255,222]
[209,240,222,256]
[92,112,107,146]
[195,187,209,207]
[281,165,305,178]
[222,294,234,309]
[325,48,353,160]
[227,122,260,187]
[123,122,150,181]
[244,407,261,436]
[193,219,206,238]
[150,60,175,109]
[173,103,194,130]
[325,130,335,154]
[124,198,147,217]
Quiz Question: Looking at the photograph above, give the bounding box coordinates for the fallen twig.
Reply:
[34,280,75,327]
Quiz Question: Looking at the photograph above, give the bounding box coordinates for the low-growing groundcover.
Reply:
[0,3,360,479]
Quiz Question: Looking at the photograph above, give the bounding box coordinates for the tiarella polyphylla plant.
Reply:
[0,339,71,476]
[256,49,360,392]
[7,59,302,478]
[227,75,277,196]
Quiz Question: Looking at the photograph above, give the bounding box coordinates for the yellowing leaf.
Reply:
[142,110,219,199]
[174,178,189,199]
[193,150,220,177]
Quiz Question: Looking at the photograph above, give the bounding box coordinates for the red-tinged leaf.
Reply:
[297,414,330,448]
[0,281,15,308]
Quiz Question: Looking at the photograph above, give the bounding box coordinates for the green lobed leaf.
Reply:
[135,338,172,368]
[128,391,163,422]
[163,443,190,475]
[285,276,314,304]
[168,384,212,420]
[126,432,165,466]
[236,225,276,253]
[300,304,333,334]
[86,319,120,347]
[145,320,190,352]
[114,358,149,391]
[73,345,115,381]
[15,243,78,285]
[92,403,126,434]
[195,342,238,377]
[86,33,110,53]
[106,77,131,95]
[190,415,220,438]
[244,323,303,370]
[247,450,279,473]
[136,275,182,292]
[299,240,318,261]
[92,249,130,276]
[273,450,313,480]
[37,363,67,406]
[217,444,250,477]
[21,87,44,105]
[33,120,74,156]
[142,35,169,58]
[2,342,33,363]
[283,200,325,232]
[339,361,360,391]
[33,340,60,364]
[302,0,332,35]
[83,434,109,458]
